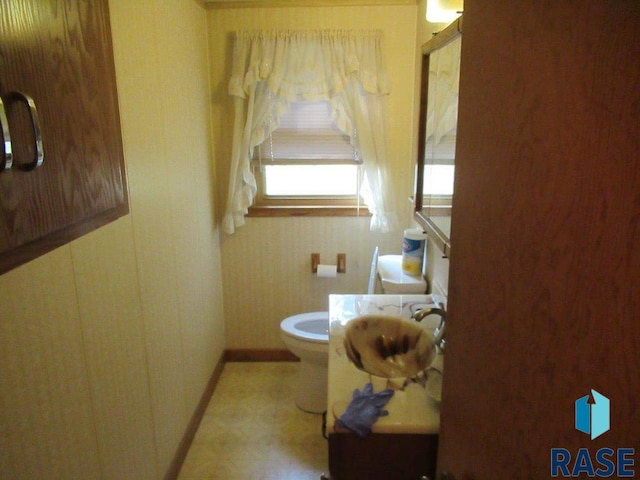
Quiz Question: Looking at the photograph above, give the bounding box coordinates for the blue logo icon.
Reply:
[551,390,635,477]
[575,389,610,440]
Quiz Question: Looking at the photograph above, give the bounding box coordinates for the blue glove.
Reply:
[336,382,394,438]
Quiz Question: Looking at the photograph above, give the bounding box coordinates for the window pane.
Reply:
[264,165,358,196]
[423,164,455,195]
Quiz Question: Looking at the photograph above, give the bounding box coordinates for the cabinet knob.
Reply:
[0,97,12,171]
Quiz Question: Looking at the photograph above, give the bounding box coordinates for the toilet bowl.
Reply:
[280,312,329,413]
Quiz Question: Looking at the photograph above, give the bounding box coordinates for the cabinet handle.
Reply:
[321,410,329,440]
[0,97,12,171]
[8,91,44,171]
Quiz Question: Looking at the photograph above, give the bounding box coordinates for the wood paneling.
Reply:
[0,249,101,479]
[70,219,158,480]
[0,1,226,478]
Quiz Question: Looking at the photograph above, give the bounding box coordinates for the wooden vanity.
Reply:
[328,432,438,480]
[326,294,442,480]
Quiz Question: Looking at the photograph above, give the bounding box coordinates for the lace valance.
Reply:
[228,30,390,102]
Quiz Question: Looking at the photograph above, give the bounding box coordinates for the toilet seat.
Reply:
[280,312,329,344]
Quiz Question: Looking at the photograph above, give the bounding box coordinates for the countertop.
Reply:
[327,294,444,435]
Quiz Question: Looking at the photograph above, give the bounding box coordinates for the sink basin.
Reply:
[343,314,437,378]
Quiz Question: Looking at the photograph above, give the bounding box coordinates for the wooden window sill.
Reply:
[247,206,371,217]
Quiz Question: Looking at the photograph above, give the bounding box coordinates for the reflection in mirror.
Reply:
[415,18,462,257]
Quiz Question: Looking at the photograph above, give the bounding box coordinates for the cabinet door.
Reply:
[0,0,128,274]
[329,433,438,480]
[438,1,640,479]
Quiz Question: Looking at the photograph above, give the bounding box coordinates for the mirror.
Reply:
[414,18,462,258]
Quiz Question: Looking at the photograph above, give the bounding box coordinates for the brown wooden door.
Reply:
[0,0,127,274]
[438,1,640,478]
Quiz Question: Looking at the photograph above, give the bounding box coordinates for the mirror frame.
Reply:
[414,17,462,259]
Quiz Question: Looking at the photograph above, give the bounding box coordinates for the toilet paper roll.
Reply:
[316,264,337,278]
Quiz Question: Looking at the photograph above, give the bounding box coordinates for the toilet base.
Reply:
[294,360,327,414]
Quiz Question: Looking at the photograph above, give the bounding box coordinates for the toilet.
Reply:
[279,249,427,414]
[280,312,329,413]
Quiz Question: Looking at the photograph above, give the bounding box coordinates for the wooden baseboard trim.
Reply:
[225,348,299,362]
[164,351,226,480]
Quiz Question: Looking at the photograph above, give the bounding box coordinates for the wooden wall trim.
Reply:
[164,349,298,479]
[225,348,299,362]
[164,352,226,480]
[204,0,416,8]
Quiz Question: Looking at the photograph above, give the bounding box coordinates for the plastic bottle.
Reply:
[402,228,427,276]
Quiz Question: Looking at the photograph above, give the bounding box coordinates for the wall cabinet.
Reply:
[437,2,640,478]
[0,0,128,274]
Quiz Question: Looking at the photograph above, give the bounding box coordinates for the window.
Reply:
[223,29,395,234]
[422,129,455,212]
[423,126,456,195]
[249,101,365,214]
[419,31,460,217]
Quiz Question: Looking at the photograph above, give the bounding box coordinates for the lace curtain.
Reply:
[222,29,398,234]
[426,34,461,148]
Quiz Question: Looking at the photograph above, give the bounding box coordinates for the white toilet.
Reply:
[279,248,427,413]
[280,312,330,413]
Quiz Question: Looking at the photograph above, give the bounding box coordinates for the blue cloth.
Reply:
[336,382,394,438]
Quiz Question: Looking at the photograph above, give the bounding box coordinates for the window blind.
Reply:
[424,128,457,166]
[253,101,359,164]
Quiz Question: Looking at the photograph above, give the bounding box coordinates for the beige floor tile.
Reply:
[178,362,328,480]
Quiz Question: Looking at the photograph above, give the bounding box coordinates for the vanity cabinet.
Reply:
[328,432,438,480]
[327,294,442,480]
[0,0,128,274]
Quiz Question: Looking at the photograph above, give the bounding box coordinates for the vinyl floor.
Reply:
[178,362,328,480]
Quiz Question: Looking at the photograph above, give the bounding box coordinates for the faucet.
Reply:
[412,303,446,350]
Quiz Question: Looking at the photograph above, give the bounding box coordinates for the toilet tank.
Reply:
[377,255,427,294]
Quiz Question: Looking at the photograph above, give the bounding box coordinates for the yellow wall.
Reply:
[0,1,225,478]
[207,4,420,349]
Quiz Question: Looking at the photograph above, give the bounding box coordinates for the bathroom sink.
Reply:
[343,315,437,378]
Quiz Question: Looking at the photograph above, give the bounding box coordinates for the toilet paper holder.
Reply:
[312,253,346,274]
